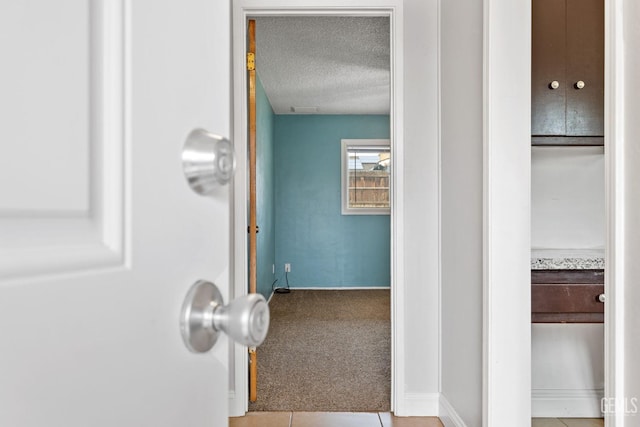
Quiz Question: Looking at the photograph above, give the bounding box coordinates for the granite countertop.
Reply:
[531,257,605,270]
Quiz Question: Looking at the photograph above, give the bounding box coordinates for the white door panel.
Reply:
[0,1,91,214]
[0,0,231,426]
[0,0,125,278]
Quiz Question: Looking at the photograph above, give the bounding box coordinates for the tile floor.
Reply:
[532,418,604,427]
[229,412,444,427]
[230,413,604,427]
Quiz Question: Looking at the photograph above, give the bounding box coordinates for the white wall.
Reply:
[531,147,606,417]
[532,325,605,417]
[532,147,605,254]
[399,0,441,412]
[621,0,640,415]
[439,0,484,424]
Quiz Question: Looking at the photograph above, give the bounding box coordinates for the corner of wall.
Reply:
[439,394,469,427]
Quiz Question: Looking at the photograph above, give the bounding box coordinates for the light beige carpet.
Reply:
[249,289,391,412]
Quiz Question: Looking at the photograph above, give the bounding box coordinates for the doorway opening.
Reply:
[231,2,404,417]
[530,0,605,423]
[249,15,391,412]
[483,0,622,423]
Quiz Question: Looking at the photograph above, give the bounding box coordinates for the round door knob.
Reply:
[180,280,270,353]
[598,293,605,303]
[182,129,236,196]
[549,81,560,90]
[575,80,586,89]
[213,292,269,347]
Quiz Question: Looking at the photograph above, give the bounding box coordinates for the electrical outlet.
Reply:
[285,263,291,273]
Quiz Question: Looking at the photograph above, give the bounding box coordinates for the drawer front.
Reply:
[532,283,604,323]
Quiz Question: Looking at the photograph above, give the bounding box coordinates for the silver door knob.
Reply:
[182,128,236,196]
[180,280,270,353]
[549,80,560,89]
[598,293,605,303]
[575,80,585,89]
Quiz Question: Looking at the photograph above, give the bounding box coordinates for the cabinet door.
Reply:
[566,0,604,136]
[532,0,567,136]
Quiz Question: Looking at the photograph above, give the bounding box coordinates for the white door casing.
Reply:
[230,0,405,415]
[0,1,232,426]
[483,0,532,425]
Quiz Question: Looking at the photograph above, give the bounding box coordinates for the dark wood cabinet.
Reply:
[531,269,604,323]
[532,0,604,145]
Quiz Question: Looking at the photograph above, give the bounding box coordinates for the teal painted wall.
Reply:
[274,115,391,287]
[256,76,276,298]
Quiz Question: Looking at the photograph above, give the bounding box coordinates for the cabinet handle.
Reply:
[549,80,560,90]
[575,80,586,89]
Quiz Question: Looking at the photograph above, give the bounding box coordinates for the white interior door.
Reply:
[0,1,232,426]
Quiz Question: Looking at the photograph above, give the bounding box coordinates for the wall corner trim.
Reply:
[439,394,468,427]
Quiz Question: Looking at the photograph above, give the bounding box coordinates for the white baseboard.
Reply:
[288,286,391,290]
[268,287,388,300]
[532,389,604,418]
[266,289,275,304]
[394,393,439,417]
[439,394,468,427]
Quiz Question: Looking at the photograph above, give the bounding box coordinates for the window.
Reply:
[341,139,391,215]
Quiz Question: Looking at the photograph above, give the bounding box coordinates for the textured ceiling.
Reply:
[254,16,390,115]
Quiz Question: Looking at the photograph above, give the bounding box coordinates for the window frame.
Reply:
[341,139,391,215]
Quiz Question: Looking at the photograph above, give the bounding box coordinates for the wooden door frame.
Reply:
[230,0,404,416]
[483,0,627,425]
[246,18,258,404]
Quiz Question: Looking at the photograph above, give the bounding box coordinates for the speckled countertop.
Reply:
[531,257,605,270]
